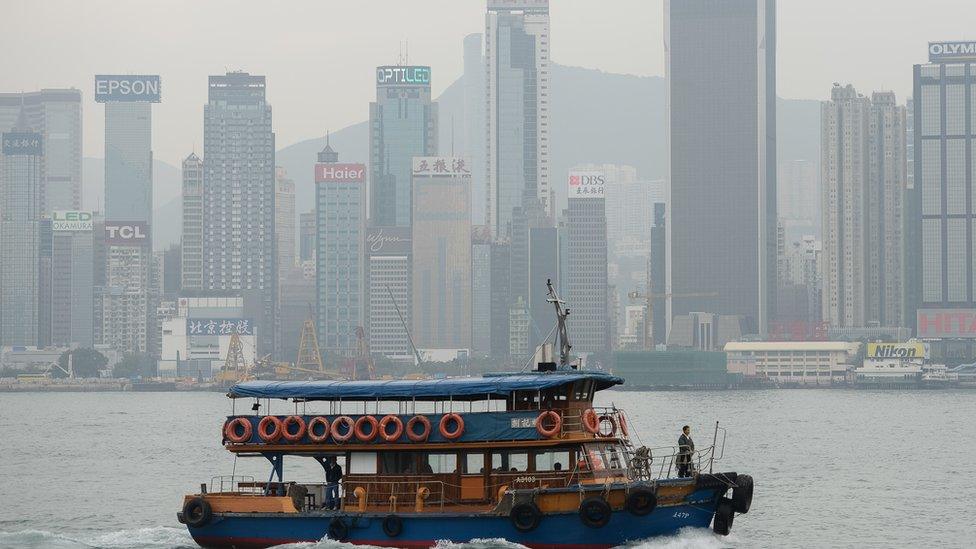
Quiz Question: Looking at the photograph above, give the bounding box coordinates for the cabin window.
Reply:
[572,381,593,401]
[380,452,416,474]
[490,451,529,472]
[425,453,458,474]
[350,452,378,474]
[463,452,485,474]
[535,450,571,472]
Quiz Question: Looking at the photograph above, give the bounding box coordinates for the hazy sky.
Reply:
[2,0,974,167]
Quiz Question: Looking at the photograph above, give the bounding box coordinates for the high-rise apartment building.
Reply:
[485,0,551,237]
[314,146,365,361]
[471,226,493,356]
[275,166,296,275]
[365,226,412,359]
[203,72,276,354]
[0,124,43,346]
[821,84,905,328]
[665,0,777,335]
[565,170,609,353]
[411,157,472,349]
[0,90,82,212]
[909,42,976,336]
[299,211,316,263]
[528,226,559,351]
[370,66,438,227]
[489,240,512,357]
[464,34,487,225]
[181,152,204,290]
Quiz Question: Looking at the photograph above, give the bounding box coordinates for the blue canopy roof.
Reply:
[228,371,623,400]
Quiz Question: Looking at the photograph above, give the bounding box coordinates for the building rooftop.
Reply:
[724,341,861,352]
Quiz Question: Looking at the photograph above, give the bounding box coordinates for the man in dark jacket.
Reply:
[324,457,343,509]
[677,425,695,477]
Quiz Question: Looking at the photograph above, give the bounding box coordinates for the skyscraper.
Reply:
[471,226,493,356]
[0,89,82,212]
[203,72,276,354]
[50,210,95,347]
[565,170,609,353]
[96,75,160,354]
[411,156,472,349]
[665,0,777,334]
[365,226,412,359]
[820,84,906,328]
[299,211,316,263]
[910,42,976,337]
[314,146,365,361]
[463,33,487,225]
[275,166,296,275]
[181,152,203,290]
[485,0,551,238]
[370,66,438,227]
[0,123,42,346]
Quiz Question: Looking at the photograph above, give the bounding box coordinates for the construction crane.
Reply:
[272,315,344,380]
[215,333,254,384]
[353,326,376,380]
[627,270,719,349]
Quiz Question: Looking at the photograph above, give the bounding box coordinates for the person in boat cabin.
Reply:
[324,457,343,509]
[677,425,695,477]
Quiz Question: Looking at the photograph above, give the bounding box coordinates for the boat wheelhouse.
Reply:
[178,370,753,548]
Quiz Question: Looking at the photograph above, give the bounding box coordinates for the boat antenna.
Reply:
[546,279,573,369]
[387,284,424,367]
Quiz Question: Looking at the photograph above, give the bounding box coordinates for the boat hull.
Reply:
[187,488,721,549]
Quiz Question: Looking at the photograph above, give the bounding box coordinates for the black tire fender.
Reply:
[182,497,213,528]
[578,496,612,528]
[509,502,542,532]
[382,514,403,537]
[732,474,753,514]
[625,488,657,516]
[329,518,349,541]
[712,497,735,536]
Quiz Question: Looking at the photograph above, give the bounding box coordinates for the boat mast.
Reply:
[546,279,573,369]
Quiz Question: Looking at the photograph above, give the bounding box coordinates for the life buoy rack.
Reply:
[618,413,630,437]
[307,416,331,443]
[258,416,283,443]
[406,415,432,441]
[379,415,404,442]
[581,408,600,434]
[535,410,562,438]
[281,415,307,443]
[597,414,617,438]
[438,413,465,440]
[354,415,379,442]
[331,416,356,442]
[224,417,252,444]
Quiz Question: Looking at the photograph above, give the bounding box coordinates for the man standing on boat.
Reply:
[324,457,343,509]
[677,425,695,477]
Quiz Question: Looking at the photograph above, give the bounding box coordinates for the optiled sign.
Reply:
[376,66,431,86]
[866,342,927,359]
[104,222,150,246]
[52,211,94,232]
[917,308,976,339]
[315,163,365,183]
[366,226,412,255]
[95,75,161,103]
[186,318,254,336]
[2,132,42,156]
[568,171,606,199]
[928,41,976,62]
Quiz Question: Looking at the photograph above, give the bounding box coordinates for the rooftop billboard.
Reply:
[917,308,976,339]
[411,157,471,177]
[376,66,431,86]
[2,132,42,156]
[95,75,161,103]
[568,170,606,199]
[104,221,150,246]
[928,41,976,62]
[315,163,365,183]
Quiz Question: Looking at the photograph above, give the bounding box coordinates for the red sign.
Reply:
[315,163,365,183]
[917,309,976,339]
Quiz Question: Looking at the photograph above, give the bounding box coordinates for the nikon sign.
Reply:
[52,211,94,232]
[95,75,161,103]
[866,343,927,360]
[928,41,976,62]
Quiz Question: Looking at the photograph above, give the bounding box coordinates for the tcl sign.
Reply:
[315,163,365,183]
[105,222,150,246]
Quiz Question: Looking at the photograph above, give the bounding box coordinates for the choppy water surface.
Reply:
[1,389,973,548]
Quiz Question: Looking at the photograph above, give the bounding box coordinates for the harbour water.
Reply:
[1,389,973,549]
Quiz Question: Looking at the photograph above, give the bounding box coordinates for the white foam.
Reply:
[623,527,739,549]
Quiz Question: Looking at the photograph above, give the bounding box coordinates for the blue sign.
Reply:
[2,132,42,156]
[186,318,254,336]
[95,75,161,103]
[376,66,430,86]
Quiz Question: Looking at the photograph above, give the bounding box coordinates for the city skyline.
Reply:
[1,0,971,167]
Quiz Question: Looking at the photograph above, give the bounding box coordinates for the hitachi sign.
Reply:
[315,163,366,183]
[928,41,976,62]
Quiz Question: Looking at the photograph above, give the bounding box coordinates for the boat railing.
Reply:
[342,476,456,512]
[627,422,727,480]
[208,475,259,494]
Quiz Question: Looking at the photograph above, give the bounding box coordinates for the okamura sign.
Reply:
[315,163,365,183]
[52,211,94,232]
[95,75,161,103]
[104,222,150,245]
[928,41,976,62]
[376,66,431,86]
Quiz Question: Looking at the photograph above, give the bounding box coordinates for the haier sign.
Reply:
[376,66,431,86]
[105,222,150,245]
[315,163,365,183]
[95,75,161,103]
[928,41,976,62]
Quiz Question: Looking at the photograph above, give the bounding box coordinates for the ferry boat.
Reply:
[178,283,754,548]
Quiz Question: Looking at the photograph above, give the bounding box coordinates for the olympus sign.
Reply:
[928,41,976,62]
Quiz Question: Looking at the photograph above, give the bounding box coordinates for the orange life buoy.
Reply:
[439,413,465,440]
[258,416,283,442]
[379,415,404,442]
[281,415,307,442]
[307,416,331,443]
[618,413,629,437]
[597,414,617,438]
[354,415,379,442]
[535,410,562,438]
[406,415,432,441]
[331,415,355,442]
[581,408,600,434]
[224,417,252,443]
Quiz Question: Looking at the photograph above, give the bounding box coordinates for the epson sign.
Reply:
[95,75,161,103]
[928,41,976,62]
